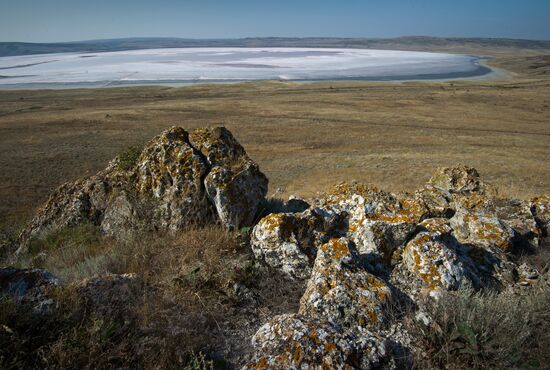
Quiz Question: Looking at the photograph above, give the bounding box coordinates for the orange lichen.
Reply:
[327,182,380,200]
[250,356,269,370]
[292,344,304,364]
[420,218,451,234]
[365,309,378,323]
[307,329,321,345]
[321,238,351,260]
[324,342,337,352]
[405,235,450,291]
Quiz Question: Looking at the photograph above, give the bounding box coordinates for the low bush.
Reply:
[117,145,142,171]
[407,285,550,369]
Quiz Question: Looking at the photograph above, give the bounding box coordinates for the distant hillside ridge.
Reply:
[1,36,550,57]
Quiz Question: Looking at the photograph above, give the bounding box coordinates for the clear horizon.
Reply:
[1,0,549,43]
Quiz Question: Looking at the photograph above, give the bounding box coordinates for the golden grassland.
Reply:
[0,52,549,227]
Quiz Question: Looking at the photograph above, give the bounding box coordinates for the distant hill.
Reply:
[1,36,550,57]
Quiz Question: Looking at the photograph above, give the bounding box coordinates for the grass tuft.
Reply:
[407,285,550,369]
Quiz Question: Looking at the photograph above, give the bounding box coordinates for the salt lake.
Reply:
[0,48,492,88]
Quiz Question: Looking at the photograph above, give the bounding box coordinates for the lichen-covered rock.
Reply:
[317,183,427,264]
[245,314,390,370]
[531,195,550,237]
[135,126,214,228]
[250,210,328,279]
[20,126,268,252]
[19,164,122,249]
[493,198,540,250]
[189,126,247,168]
[299,238,392,329]
[0,267,60,313]
[190,127,268,229]
[414,185,453,218]
[400,219,473,298]
[100,190,140,237]
[450,203,516,252]
[204,161,267,229]
[427,165,492,197]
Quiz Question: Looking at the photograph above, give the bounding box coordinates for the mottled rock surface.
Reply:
[19,126,268,253]
[135,126,214,229]
[314,184,427,264]
[247,164,549,368]
[400,219,474,297]
[190,127,268,229]
[245,314,390,370]
[299,238,392,329]
[250,210,328,279]
[450,202,516,252]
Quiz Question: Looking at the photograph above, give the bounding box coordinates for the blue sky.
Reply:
[1,0,549,42]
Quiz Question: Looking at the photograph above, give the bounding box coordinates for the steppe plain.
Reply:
[0,40,549,228]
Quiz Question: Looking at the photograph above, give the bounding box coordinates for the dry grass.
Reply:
[406,285,550,369]
[1,225,305,369]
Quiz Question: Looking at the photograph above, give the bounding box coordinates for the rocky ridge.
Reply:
[247,166,549,368]
[3,127,549,369]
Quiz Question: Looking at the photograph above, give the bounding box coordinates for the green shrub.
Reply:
[408,286,550,369]
[28,223,101,256]
[117,145,142,171]
[24,223,109,281]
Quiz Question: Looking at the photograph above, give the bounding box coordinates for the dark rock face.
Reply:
[0,267,60,313]
[0,267,59,298]
[18,126,268,253]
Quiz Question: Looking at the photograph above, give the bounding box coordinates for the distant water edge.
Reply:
[0,53,496,90]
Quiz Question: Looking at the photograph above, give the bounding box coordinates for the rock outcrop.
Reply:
[246,165,549,367]
[19,126,268,253]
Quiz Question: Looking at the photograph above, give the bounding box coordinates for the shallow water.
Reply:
[0,48,491,88]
